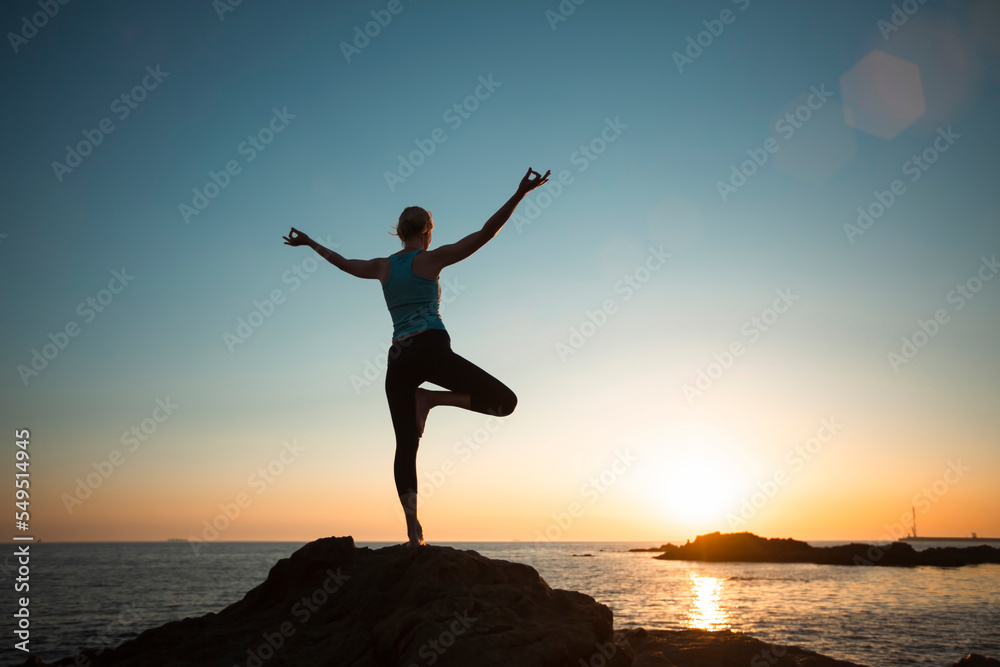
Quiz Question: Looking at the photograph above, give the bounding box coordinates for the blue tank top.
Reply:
[382,250,446,340]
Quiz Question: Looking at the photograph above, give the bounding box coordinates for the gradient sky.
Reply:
[2,0,998,543]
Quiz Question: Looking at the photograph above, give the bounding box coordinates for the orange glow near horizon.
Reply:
[22,407,1000,544]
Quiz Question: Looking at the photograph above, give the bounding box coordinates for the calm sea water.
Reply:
[2,540,997,667]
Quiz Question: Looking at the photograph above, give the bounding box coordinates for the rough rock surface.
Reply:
[949,656,1000,667]
[29,536,632,667]
[647,532,1000,567]
[621,627,866,667]
[23,535,995,666]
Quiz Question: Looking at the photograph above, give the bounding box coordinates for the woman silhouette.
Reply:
[283,167,550,547]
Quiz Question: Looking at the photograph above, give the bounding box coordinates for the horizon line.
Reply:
[20,536,942,544]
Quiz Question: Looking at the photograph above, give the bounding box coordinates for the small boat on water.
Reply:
[900,507,1000,543]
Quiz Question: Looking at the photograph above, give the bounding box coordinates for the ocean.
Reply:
[3,540,998,667]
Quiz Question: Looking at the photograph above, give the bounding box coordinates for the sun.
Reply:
[623,421,755,533]
[663,453,741,526]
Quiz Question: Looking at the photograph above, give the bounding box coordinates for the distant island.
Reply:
[630,531,1000,567]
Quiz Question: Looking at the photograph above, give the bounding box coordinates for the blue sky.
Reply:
[1,0,998,541]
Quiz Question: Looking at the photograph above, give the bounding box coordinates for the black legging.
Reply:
[385,329,517,496]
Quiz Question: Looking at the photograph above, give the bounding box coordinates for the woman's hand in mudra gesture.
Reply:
[283,227,312,247]
[517,167,551,196]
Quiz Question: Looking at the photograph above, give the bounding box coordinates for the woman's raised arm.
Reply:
[283,227,387,281]
[424,167,550,272]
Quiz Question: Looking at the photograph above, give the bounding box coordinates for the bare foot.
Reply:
[407,519,425,548]
[415,388,432,437]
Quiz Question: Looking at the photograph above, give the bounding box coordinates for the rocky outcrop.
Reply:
[621,627,866,667]
[648,532,1000,567]
[28,537,632,667]
[949,656,1000,667]
[23,535,995,667]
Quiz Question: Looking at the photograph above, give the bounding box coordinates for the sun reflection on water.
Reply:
[686,573,730,630]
